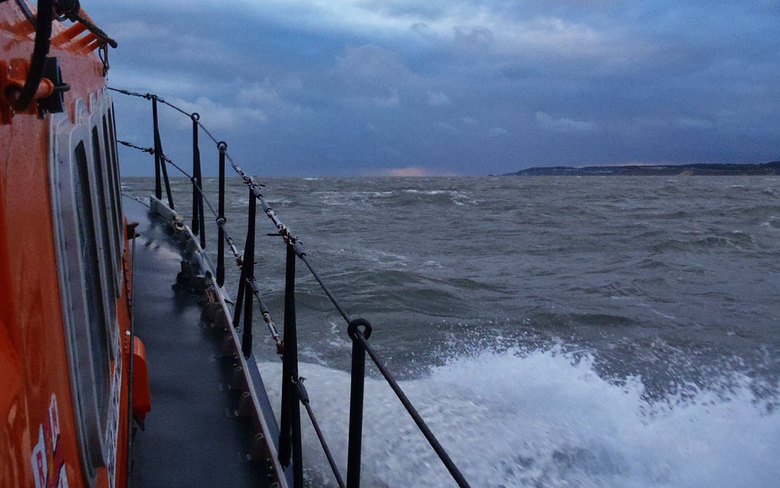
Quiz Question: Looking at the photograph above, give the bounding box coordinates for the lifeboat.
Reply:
[1,1,139,486]
[0,1,287,485]
[2,2,472,487]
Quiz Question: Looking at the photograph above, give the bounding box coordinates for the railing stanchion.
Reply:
[241,188,256,358]
[151,95,162,200]
[279,242,303,487]
[191,113,205,248]
[295,378,346,488]
[233,260,245,329]
[216,141,227,287]
[151,95,175,209]
[346,319,372,488]
[359,337,472,488]
[160,156,173,209]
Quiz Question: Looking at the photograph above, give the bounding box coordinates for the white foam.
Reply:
[258,348,780,487]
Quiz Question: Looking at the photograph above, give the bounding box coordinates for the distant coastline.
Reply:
[507,161,780,176]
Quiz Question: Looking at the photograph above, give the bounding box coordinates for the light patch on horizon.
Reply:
[379,166,452,177]
[536,111,601,134]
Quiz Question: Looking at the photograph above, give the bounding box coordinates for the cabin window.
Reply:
[103,114,123,287]
[108,107,123,225]
[70,139,112,474]
[73,140,112,428]
[92,125,120,300]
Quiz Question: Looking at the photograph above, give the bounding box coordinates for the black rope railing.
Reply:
[111,87,472,488]
[296,378,346,488]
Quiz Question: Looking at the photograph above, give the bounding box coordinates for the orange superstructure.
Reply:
[1,2,140,487]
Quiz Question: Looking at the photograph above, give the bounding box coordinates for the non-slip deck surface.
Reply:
[125,197,270,487]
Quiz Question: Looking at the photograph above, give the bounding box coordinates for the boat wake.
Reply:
[258,348,780,487]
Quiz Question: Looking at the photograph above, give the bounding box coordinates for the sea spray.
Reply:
[259,348,780,488]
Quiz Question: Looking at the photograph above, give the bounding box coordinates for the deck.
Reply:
[124,196,279,487]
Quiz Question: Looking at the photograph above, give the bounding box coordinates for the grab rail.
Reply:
[110,87,472,488]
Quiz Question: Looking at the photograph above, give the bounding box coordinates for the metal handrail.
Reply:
[111,87,472,488]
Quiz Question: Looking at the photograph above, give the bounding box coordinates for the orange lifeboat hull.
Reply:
[1,2,135,487]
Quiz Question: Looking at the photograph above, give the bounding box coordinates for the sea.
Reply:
[123,175,780,488]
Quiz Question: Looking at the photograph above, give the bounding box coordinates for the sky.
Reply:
[88,0,780,177]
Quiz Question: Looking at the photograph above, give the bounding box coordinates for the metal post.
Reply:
[152,96,174,210]
[151,96,162,200]
[216,141,227,287]
[161,162,174,209]
[233,263,245,329]
[358,333,472,487]
[346,319,371,488]
[295,379,346,488]
[279,243,303,487]
[152,95,174,208]
[241,188,255,358]
[191,113,205,249]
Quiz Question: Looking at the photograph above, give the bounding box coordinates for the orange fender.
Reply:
[132,337,151,423]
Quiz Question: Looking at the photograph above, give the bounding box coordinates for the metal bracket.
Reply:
[37,57,68,117]
[0,56,67,124]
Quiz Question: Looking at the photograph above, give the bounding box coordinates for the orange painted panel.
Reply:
[132,338,152,422]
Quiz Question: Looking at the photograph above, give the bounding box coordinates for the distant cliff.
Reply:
[508,161,780,176]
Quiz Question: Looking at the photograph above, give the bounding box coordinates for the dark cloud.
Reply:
[91,0,779,176]
[453,26,495,51]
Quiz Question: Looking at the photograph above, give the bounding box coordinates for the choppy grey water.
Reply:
[123,175,780,487]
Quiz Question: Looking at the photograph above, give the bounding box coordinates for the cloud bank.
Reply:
[92,0,780,176]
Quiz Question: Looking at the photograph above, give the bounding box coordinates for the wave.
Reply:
[651,232,757,252]
[257,348,780,488]
[307,188,478,209]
